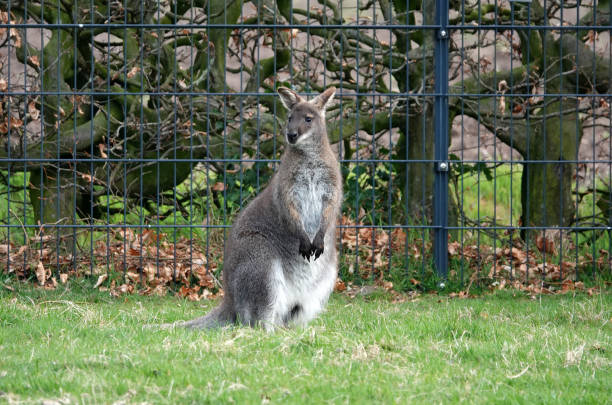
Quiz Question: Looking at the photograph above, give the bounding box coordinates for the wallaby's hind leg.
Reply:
[229,259,279,328]
[234,304,279,331]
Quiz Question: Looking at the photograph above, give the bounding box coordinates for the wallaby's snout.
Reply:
[287,132,298,144]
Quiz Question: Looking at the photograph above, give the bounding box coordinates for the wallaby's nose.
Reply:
[287,133,298,144]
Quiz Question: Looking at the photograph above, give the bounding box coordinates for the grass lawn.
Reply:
[0,282,610,404]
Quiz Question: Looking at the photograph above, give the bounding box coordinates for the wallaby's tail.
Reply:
[179,303,233,329]
[150,302,233,330]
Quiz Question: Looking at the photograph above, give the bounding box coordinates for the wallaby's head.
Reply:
[277,86,336,147]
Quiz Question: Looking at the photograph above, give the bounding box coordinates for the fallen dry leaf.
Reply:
[93,274,108,289]
[448,241,460,256]
[35,261,47,285]
[28,101,40,120]
[334,278,346,292]
[536,234,556,255]
[507,365,529,379]
[499,95,506,115]
[381,280,393,291]
[9,27,21,48]
[28,55,40,67]
[178,285,201,301]
[98,143,108,158]
[0,116,24,134]
[565,344,585,367]
[126,66,140,79]
[211,182,225,192]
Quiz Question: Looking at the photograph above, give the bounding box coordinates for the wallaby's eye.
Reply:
[305,116,312,123]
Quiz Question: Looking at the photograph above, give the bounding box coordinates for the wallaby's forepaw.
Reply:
[299,238,312,261]
[312,232,325,260]
[299,233,325,261]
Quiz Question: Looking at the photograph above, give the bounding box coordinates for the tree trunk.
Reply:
[520,100,581,240]
[29,168,78,259]
[397,103,435,222]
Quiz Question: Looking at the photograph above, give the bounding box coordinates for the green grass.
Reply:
[0,171,33,244]
[455,164,612,258]
[457,164,523,227]
[457,163,609,228]
[1,281,610,404]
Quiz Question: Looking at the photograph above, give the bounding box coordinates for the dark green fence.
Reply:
[0,0,610,295]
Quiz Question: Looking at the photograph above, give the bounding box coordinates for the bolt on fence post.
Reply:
[433,0,450,281]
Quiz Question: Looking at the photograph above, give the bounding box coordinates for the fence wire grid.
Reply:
[0,0,611,296]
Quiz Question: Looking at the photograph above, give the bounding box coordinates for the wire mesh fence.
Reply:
[0,0,610,296]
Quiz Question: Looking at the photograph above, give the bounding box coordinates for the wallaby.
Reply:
[176,86,342,330]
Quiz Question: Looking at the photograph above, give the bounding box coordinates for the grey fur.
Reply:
[180,86,342,330]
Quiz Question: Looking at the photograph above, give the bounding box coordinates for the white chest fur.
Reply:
[290,165,331,240]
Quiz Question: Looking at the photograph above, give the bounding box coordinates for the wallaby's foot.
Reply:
[312,231,325,260]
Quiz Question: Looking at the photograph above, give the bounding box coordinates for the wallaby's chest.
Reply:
[290,163,332,239]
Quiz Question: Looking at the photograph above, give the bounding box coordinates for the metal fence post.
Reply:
[433,0,449,280]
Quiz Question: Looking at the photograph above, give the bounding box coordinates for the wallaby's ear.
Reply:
[278,87,304,110]
[310,87,336,111]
